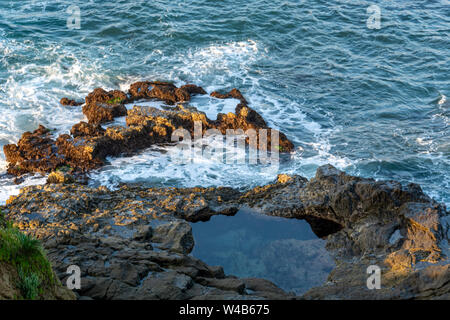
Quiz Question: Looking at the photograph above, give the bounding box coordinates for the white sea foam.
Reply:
[0,38,351,199]
[0,174,47,205]
[0,38,111,199]
[87,40,351,189]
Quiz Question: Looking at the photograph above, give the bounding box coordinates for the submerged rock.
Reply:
[2,165,449,299]
[3,82,293,177]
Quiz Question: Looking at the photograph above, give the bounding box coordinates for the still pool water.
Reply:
[190,209,335,295]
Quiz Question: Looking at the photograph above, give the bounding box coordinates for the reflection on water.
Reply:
[190,209,335,295]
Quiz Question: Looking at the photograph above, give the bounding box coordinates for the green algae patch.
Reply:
[106,97,124,104]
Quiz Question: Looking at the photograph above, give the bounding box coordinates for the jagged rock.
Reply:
[3,83,293,177]
[82,88,128,124]
[126,103,294,152]
[3,125,65,176]
[2,165,448,299]
[1,183,294,300]
[181,84,207,95]
[128,81,200,104]
[151,221,195,254]
[211,88,248,105]
[82,103,127,124]
[85,88,128,106]
[46,171,74,184]
[70,121,105,138]
[60,97,83,106]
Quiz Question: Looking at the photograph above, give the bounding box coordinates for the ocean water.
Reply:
[0,0,449,208]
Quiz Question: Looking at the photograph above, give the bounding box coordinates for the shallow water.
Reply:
[190,209,334,295]
[0,1,448,206]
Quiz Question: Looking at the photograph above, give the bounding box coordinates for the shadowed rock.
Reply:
[82,88,128,124]
[129,81,194,104]
[211,88,248,105]
[60,97,83,106]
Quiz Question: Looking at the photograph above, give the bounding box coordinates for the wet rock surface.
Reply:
[2,184,293,300]
[60,98,84,107]
[2,165,449,299]
[3,82,293,177]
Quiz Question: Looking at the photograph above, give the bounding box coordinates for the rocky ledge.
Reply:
[2,165,449,299]
[3,82,293,177]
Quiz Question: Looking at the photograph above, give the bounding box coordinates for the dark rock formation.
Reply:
[2,183,293,300]
[60,98,83,106]
[2,165,449,299]
[3,82,293,176]
[181,84,207,95]
[82,88,129,124]
[70,121,105,138]
[211,88,248,105]
[128,81,206,104]
[3,125,65,176]
[82,102,127,125]
[241,166,450,299]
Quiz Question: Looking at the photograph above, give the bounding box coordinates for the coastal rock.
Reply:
[82,88,128,124]
[126,103,293,152]
[127,81,206,104]
[3,83,293,176]
[2,183,294,300]
[85,88,128,106]
[60,98,83,106]
[82,102,127,124]
[46,171,74,184]
[70,121,105,138]
[2,165,448,299]
[3,125,65,176]
[180,84,207,95]
[211,88,248,105]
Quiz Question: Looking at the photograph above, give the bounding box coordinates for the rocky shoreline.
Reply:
[0,165,448,299]
[3,81,292,177]
[1,81,449,299]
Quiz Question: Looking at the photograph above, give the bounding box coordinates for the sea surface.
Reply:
[0,0,448,295]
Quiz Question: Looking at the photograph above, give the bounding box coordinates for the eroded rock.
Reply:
[3,82,293,176]
[2,183,293,300]
[60,97,83,106]
[2,165,449,299]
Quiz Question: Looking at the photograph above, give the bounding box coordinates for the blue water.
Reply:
[0,0,449,206]
[191,209,334,295]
